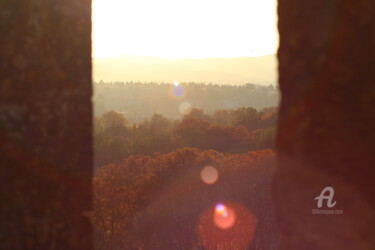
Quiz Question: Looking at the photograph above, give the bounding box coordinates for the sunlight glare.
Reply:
[92,0,278,59]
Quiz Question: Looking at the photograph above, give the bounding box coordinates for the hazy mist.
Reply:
[93,55,277,85]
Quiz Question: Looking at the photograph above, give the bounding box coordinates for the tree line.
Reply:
[93,81,279,123]
[94,106,277,170]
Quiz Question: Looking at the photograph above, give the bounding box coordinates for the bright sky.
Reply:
[92,0,278,59]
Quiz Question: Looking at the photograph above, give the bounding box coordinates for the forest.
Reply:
[93,81,279,123]
[92,82,279,249]
[92,148,277,249]
[94,107,277,170]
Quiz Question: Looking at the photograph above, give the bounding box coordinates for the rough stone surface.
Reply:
[275,0,375,249]
[0,1,92,249]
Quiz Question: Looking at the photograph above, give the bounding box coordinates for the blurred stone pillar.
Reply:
[275,0,375,249]
[0,1,92,249]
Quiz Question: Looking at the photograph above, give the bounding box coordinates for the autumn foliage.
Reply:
[92,148,278,249]
[92,105,278,249]
[94,107,277,170]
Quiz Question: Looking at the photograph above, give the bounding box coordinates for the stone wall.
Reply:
[0,1,92,249]
[275,0,375,249]
[1,0,374,249]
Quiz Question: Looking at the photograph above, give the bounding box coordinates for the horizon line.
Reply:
[92,53,277,60]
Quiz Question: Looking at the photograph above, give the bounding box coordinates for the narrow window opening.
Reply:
[91,1,279,249]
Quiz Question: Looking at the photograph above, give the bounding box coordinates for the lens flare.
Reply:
[172,86,184,98]
[200,166,219,185]
[168,82,187,100]
[215,203,225,213]
[179,102,192,115]
[214,203,236,229]
[198,201,257,249]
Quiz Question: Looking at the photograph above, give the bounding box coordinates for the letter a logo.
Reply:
[315,186,337,208]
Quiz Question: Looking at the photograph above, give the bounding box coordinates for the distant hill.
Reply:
[93,82,279,122]
[93,55,277,85]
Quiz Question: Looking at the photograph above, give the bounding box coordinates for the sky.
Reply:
[92,0,278,59]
